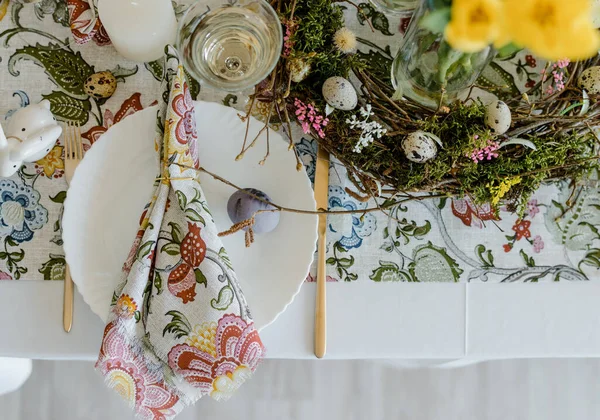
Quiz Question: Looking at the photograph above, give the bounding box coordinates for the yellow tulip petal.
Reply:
[444,0,501,53]
[0,0,8,22]
[502,0,600,61]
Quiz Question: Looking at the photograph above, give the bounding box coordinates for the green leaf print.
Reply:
[408,242,463,282]
[163,310,192,338]
[39,253,66,280]
[356,4,393,36]
[370,261,413,282]
[145,59,165,81]
[579,249,600,271]
[476,62,520,99]
[370,11,393,36]
[185,208,206,225]
[108,64,139,82]
[11,2,23,26]
[356,38,393,84]
[136,240,154,261]
[168,221,183,244]
[218,247,234,271]
[154,271,163,295]
[2,237,27,279]
[211,285,234,310]
[49,190,67,204]
[327,241,358,281]
[475,244,495,268]
[42,91,91,125]
[223,94,238,107]
[160,242,180,255]
[9,43,95,98]
[194,268,207,286]
[545,186,600,251]
[175,190,187,209]
[519,249,535,267]
[184,67,201,100]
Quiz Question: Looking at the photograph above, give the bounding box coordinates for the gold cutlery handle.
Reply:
[63,264,74,332]
[314,145,329,359]
[314,213,327,358]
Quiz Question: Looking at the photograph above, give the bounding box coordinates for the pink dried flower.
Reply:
[468,139,500,163]
[543,58,570,95]
[294,98,329,139]
[555,58,570,69]
[283,21,296,57]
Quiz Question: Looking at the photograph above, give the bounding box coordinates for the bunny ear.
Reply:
[0,123,7,149]
[39,99,51,110]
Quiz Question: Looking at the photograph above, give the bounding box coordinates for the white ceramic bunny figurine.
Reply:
[0,100,62,177]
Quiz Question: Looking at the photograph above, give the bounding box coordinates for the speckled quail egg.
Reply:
[322,76,358,111]
[402,131,438,163]
[578,66,600,94]
[485,100,511,135]
[84,71,117,99]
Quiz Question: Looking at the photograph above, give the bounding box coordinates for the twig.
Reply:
[170,161,444,216]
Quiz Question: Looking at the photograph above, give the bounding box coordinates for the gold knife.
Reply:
[314,144,329,358]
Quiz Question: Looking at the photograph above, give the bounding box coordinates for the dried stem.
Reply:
[171,161,445,216]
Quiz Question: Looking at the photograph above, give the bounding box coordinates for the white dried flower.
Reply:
[333,27,357,54]
[346,105,387,154]
[287,57,311,83]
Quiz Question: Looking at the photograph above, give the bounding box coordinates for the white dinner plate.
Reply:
[63,101,317,331]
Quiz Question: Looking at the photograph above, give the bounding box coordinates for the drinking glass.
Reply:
[177,0,283,92]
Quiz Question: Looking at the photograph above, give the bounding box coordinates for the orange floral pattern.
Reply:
[114,294,138,319]
[167,222,207,303]
[83,93,145,144]
[97,50,264,419]
[67,0,110,46]
[512,219,531,240]
[168,314,264,401]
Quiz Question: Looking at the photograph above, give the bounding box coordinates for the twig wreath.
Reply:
[235,0,600,217]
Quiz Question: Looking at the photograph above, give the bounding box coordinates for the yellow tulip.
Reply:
[501,0,600,60]
[445,0,502,53]
[0,0,8,22]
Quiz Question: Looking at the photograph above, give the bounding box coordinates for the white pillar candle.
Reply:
[98,0,178,63]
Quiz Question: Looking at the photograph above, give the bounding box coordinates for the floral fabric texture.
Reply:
[0,3,598,288]
[95,47,264,419]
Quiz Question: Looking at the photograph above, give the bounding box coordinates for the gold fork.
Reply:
[63,122,83,332]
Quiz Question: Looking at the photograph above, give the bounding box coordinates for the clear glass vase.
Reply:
[391,2,493,108]
[369,0,418,15]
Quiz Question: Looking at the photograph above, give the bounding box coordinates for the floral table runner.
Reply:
[0,0,597,283]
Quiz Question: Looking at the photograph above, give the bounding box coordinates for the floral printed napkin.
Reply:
[67,0,110,45]
[95,46,264,419]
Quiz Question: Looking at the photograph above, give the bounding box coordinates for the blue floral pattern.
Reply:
[295,137,317,184]
[327,185,376,249]
[0,178,48,243]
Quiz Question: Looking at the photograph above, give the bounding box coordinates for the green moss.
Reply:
[326,101,598,209]
[277,1,597,211]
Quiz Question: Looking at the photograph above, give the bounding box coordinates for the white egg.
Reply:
[322,77,358,111]
[402,131,438,163]
[578,66,600,94]
[485,100,511,135]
